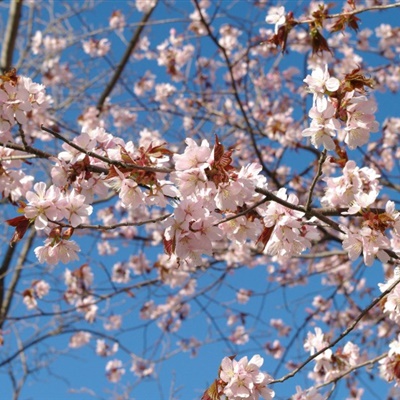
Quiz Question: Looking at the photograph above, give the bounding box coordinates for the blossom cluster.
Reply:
[380,333,400,385]
[202,354,274,400]
[304,327,362,385]
[0,71,52,201]
[2,2,400,397]
[302,65,378,150]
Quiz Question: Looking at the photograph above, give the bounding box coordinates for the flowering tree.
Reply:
[1,0,400,399]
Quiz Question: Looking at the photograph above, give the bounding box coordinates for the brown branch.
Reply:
[0,0,23,72]
[56,212,172,231]
[0,227,36,329]
[296,2,400,25]
[255,186,343,232]
[193,0,281,188]
[305,149,326,211]
[271,275,400,384]
[40,125,173,174]
[96,1,159,112]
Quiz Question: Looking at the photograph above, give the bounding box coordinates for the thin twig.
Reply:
[305,149,326,211]
[41,125,173,174]
[271,275,400,384]
[0,0,23,72]
[96,1,159,112]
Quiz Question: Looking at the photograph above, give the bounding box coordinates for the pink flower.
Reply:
[33,280,50,298]
[302,103,341,150]
[104,315,122,331]
[229,325,249,345]
[35,238,80,265]
[131,358,155,377]
[219,354,275,399]
[82,38,110,57]
[62,189,93,227]
[344,94,379,149]
[135,0,156,12]
[303,65,340,112]
[23,289,37,310]
[96,339,118,357]
[173,138,211,170]
[109,10,125,31]
[69,331,91,348]
[105,359,125,383]
[265,6,286,34]
[25,182,63,229]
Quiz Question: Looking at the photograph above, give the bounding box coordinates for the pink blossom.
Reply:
[82,38,110,57]
[303,65,340,112]
[219,354,275,400]
[131,358,155,378]
[237,289,253,304]
[302,103,341,150]
[109,10,125,31]
[229,325,249,345]
[135,0,156,12]
[69,331,91,348]
[265,6,286,34]
[292,386,324,400]
[344,94,379,149]
[23,289,37,310]
[104,315,122,331]
[33,280,50,298]
[96,339,118,357]
[173,138,212,170]
[35,238,80,265]
[105,359,125,383]
[25,182,63,229]
[62,189,93,227]
[112,262,130,283]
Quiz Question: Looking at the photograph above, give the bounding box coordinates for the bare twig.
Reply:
[0,0,23,72]
[271,275,400,384]
[96,1,159,112]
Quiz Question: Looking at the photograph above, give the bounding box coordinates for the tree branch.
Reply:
[0,0,23,72]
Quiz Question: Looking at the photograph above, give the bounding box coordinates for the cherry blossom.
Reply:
[69,331,91,348]
[219,355,275,400]
[82,38,111,57]
[105,359,125,383]
[265,6,286,34]
[2,2,400,399]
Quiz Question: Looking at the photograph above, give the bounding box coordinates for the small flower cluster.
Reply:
[0,71,48,134]
[304,327,361,384]
[378,271,400,324]
[22,280,50,310]
[202,354,274,400]
[82,38,111,57]
[380,334,400,384]
[164,137,267,266]
[259,188,320,261]
[302,65,378,150]
[25,182,93,230]
[340,198,400,267]
[321,160,380,208]
[64,264,98,323]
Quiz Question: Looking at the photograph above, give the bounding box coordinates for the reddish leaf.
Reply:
[6,215,31,245]
[163,236,175,256]
[343,67,375,92]
[310,27,332,55]
[256,225,275,250]
[201,380,221,400]
[6,215,28,227]
[330,14,360,33]
[213,135,224,163]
